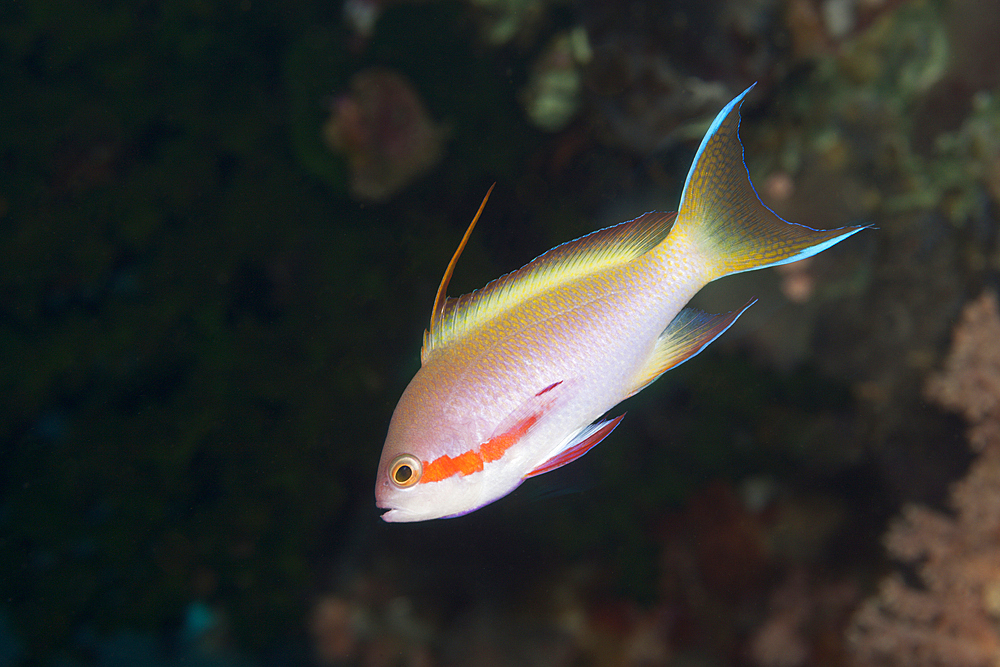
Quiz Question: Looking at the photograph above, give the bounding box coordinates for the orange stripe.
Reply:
[420,412,541,483]
[481,413,538,462]
[421,449,484,483]
[480,432,516,463]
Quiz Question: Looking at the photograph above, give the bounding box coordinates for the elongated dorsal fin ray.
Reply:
[675,84,867,278]
[421,210,677,364]
[626,300,756,398]
[429,184,495,333]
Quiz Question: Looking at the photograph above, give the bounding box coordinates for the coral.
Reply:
[323,67,448,201]
[782,0,911,58]
[749,569,859,667]
[519,27,591,132]
[467,0,551,46]
[583,35,733,154]
[579,0,770,154]
[848,292,1000,666]
[309,590,435,667]
[924,293,1000,427]
[311,597,359,664]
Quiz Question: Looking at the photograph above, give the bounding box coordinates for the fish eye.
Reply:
[388,454,422,488]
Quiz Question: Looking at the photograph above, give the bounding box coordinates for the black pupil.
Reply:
[394,464,412,483]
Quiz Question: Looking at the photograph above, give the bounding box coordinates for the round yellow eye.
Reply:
[389,454,422,488]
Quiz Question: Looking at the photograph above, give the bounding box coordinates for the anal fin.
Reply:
[525,414,626,478]
[626,300,756,397]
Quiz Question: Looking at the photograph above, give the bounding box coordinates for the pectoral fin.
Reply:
[626,300,756,397]
[525,414,626,478]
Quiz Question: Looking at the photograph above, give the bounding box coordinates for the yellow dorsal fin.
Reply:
[420,209,677,364]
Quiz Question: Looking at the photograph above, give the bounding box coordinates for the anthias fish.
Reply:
[376,85,866,522]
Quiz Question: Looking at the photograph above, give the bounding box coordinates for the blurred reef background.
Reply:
[2,0,1000,665]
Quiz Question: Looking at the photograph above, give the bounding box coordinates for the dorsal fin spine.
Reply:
[430,184,495,332]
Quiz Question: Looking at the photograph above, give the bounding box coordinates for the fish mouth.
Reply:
[375,498,404,522]
[376,497,421,523]
[378,506,411,523]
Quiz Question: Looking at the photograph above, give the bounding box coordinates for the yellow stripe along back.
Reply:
[420,210,678,364]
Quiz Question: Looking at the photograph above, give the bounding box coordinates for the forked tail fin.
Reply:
[673,85,867,279]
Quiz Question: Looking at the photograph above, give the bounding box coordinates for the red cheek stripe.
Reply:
[422,449,484,483]
[482,413,538,462]
[420,412,541,483]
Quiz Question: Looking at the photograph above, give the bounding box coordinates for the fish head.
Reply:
[376,364,603,521]
[375,377,503,523]
[375,451,488,522]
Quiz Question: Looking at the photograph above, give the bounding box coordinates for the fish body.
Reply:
[376,85,866,522]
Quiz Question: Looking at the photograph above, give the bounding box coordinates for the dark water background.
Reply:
[2,0,999,665]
